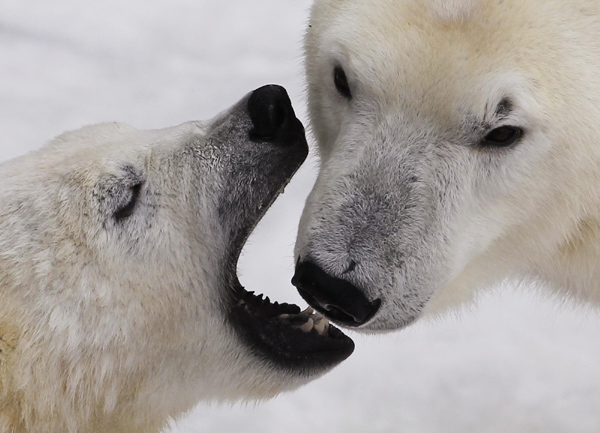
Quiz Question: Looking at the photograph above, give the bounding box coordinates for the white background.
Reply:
[1,1,600,432]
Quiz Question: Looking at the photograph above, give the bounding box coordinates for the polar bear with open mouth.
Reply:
[294,0,600,330]
[0,85,353,433]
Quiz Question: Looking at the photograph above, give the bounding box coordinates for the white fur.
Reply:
[0,101,309,432]
[298,0,600,330]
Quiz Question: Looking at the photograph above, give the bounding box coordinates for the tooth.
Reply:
[237,300,246,306]
[299,318,314,333]
[302,307,315,315]
[313,318,326,335]
[278,314,289,320]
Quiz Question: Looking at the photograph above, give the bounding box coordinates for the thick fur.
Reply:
[297,0,600,330]
[0,95,310,432]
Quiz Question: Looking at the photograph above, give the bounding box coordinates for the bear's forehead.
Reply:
[312,0,576,121]
[36,121,211,185]
[327,0,538,62]
[51,123,144,153]
[420,0,479,24]
[0,123,154,188]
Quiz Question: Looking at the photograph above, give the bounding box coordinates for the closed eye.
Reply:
[114,182,143,222]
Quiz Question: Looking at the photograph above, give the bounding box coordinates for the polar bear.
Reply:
[0,85,353,433]
[293,0,600,331]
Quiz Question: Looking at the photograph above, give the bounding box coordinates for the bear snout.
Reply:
[248,84,305,144]
[292,260,382,327]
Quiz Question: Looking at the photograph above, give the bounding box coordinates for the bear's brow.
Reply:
[495,98,513,118]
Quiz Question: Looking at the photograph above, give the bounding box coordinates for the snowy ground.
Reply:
[2,1,600,432]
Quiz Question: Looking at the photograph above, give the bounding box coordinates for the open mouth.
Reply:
[230,286,355,370]
[227,178,355,372]
[225,85,354,373]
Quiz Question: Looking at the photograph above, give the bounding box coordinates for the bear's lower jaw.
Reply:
[229,283,355,372]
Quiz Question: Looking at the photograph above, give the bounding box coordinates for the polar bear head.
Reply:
[294,0,600,331]
[0,86,353,430]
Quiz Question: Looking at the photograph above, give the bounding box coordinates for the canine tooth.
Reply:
[299,318,314,333]
[313,318,326,335]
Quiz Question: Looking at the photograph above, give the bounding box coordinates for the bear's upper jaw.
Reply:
[229,283,355,372]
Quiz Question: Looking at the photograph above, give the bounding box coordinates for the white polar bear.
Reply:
[293,0,600,331]
[0,85,353,433]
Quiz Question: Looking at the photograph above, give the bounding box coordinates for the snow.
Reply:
[1,1,600,431]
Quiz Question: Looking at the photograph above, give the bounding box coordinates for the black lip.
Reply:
[295,286,381,328]
[230,287,355,371]
[292,260,382,328]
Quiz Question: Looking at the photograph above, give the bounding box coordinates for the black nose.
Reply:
[248,85,299,142]
[292,261,381,327]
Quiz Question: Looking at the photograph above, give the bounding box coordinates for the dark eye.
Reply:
[114,182,143,222]
[481,126,523,147]
[334,66,352,99]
